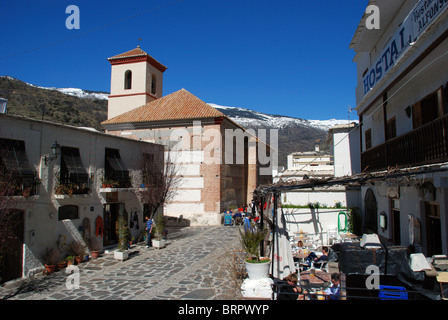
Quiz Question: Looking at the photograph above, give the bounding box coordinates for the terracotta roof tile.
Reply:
[102,89,226,125]
[108,47,149,60]
[108,47,167,72]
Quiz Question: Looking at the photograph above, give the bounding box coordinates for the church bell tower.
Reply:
[107,46,167,120]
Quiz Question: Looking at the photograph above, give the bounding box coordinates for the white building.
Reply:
[0,114,163,282]
[350,0,448,255]
[276,125,360,209]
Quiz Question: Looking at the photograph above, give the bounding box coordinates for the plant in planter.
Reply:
[66,255,75,266]
[239,226,270,279]
[90,242,101,259]
[68,241,86,264]
[152,214,167,249]
[42,247,59,274]
[114,215,131,261]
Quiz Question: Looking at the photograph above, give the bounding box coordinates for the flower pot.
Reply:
[91,250,100,259]
[245,259,271,280]
[152,239,166,249]
[57,261,67,270]
[45,264,56,274]
[114,250,129,261]
[66,258,75,266]
[75,256,83,264]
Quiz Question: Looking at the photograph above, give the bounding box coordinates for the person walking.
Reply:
[145,216,153,248]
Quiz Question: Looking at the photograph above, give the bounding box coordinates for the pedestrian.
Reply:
[145,216,153,248]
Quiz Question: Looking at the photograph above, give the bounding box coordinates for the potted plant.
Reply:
[57,259,67,270]
[42,247,59,274]
[66,255,75,266]
[239,226,270,279]
[152,214,166,249]
[114,215,130,261]
[68,241,86,264]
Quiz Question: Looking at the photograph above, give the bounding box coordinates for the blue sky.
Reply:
[0,0,368,120]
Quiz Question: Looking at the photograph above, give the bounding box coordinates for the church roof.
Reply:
[107,46,167,72]
[102,89,226,125]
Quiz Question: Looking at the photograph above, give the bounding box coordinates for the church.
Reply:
[101,47,272,226]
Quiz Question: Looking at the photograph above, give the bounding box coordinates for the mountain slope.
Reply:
[0,76,350,166]
[0,76,108,130]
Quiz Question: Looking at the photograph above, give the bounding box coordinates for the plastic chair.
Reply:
[327,225,338,245]
[436,272,448,300]
[378,285,408,300]
[312,260,328,272]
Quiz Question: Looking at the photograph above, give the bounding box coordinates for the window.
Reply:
[412,88,443,129]
[0,138,37,195]
[151,73,157,95]
[58,205,79,220]
[365,129,372,150]
[124,70,132,90]
[104,148,130,187]
[386,117,396,140]
[60,147,88,185]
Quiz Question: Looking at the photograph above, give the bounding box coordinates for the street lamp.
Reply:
[44,141,61,165]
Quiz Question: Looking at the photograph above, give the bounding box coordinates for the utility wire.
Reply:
[0,0,184,61]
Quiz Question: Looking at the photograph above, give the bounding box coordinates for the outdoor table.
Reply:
[299,269,331,288]
[340,233,358,242]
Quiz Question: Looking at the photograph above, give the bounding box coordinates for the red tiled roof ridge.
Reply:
[108,47,149,60]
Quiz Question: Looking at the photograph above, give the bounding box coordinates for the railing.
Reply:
[361,115,448,172]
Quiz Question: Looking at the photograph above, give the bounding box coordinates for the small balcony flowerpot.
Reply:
[91,250,100,259]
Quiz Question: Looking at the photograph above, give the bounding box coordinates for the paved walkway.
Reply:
[0,226,245,300]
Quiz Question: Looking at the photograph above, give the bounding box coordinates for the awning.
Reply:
[61,148,88,183]
[106,153,129,180]
[0,139,35,176]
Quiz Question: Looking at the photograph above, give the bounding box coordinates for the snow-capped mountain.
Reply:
[208,103,352,131]
[1,76,351,132]
[1,76,355,166]
[33,84,110,100]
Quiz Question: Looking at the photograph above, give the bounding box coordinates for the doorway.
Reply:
[0,210,24,283]
[425,202,442,257]
[391,198,400,245]
[103,203,126,247]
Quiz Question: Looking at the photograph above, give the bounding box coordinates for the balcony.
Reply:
[361,115,448,172]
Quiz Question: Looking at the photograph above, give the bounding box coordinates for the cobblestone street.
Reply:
[0,226,244,300]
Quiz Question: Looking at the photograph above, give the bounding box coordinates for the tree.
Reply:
[134,150,181,220]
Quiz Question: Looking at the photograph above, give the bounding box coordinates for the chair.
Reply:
[312,260,328,272]
[378,285,408,300]
[327,225,338,245]
[436,272,448,300]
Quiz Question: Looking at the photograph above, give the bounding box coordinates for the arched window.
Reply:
[124,70,132,90]
[364,188,378,232]
[151,73,157,95]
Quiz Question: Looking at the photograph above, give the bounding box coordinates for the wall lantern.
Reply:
[379,212,388,231]
[44,141,61,165]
